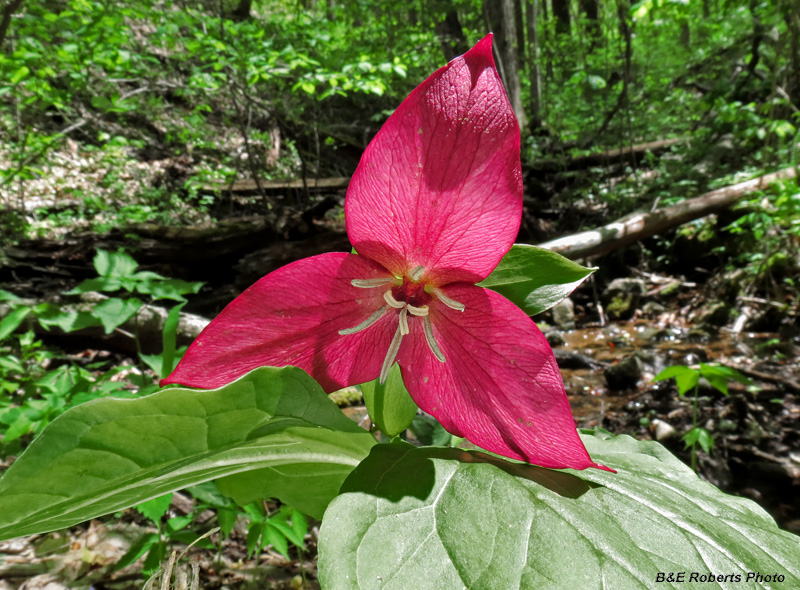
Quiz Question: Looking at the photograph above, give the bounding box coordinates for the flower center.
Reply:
[339,266,465,383]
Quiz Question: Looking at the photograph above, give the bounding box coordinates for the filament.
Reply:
[380,324,405,383]
[423,316,446,362]
[383,290,406,309]
[430,287,465,312]
[398,307,409,335]
[338,305,389,335]
[409,265,425,281]
[351,277,397,289]
[407,304,429,317]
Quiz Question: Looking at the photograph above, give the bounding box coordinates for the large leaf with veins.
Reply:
[0,366,376,540]
[318,432,800,589]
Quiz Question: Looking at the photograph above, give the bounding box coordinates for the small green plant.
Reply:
[114,493,216,575]
[0,249,203,450]
[653,363,751,471]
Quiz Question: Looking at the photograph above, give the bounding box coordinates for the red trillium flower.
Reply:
[164,35,610,472]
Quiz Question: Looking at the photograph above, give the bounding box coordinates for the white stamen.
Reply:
[341,276,448,372]
[398,307,410,335]
[430,287,465,312]
[352,278,397,289]
[383,290,406,309]
[423,316,446,362]
[407,304,429,317]
[339,305,389,335]
[380,324,404,383]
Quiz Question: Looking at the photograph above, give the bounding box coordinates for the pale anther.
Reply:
[430,287,465,312]
[407,304,429,317]
[398,307,410,336]
[339,305,389,335]
[380,325,404,384]
[383,290,406,309]
[423,316,446,363]
[409,265,425,281]
[351,278,397,289]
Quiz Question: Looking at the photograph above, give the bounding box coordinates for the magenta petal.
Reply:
[162,253,398,392]
[398,284,612,471]
[346,34,523,285]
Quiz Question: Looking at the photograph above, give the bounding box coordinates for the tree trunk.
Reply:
[0,0,24,51]
[784,0,800,106]
[526,0,543,127]
[230,0,252,21]
[432,0,469,61]
[483,0,527,129]
[552,0,571,35]
[538,168,799,260]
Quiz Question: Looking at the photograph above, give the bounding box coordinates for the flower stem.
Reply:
[691,384,698,473]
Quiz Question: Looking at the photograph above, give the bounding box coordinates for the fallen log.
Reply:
[203,176,350,195]
[539,167,799,260]
[0,293,210,355]
[530,138,683,174]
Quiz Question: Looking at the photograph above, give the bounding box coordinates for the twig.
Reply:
[728,364,800,393]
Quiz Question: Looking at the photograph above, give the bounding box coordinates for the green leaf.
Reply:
[699,364,751,394]
[216,507,237,538]
[93,249,138,282]
[160,302,185,378]
[0,307,31,340]
[264,521,290,559]
[2,413,32,444]
[268,510,305,548]
[92,297,142,334]
[0,290,23,303]
[246,521,263,557]
[653,365,696,381]
[113,532,159,572]
[138,352,163,377]
[479,244,596,316]
[136,493,172,523]
[319,434,800,589]
[361,364,418,437]
[63,277,123,295]
[654,365,700,395]
[34,303,101,333]
[675,371,700,396]
[0,366,376,540]
[137,278,203,301]
[684,427,714,454]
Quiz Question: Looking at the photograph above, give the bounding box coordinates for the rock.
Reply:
[696,300,732,327]
[545,330,566,347]
[555,349,602,370]
[551,297,576,330]
[605,277,647,296]
[641,301,666,317]
[657,279,682,298]
[603,278,647,320]
[650,418,677,441]
[604,354,643,390]
[641,326,680,343]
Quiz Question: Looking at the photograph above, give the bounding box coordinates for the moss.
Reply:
[607,293,634,319]
[329,386,363,407]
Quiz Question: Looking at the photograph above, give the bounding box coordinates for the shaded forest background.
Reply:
[1,0,799,588]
